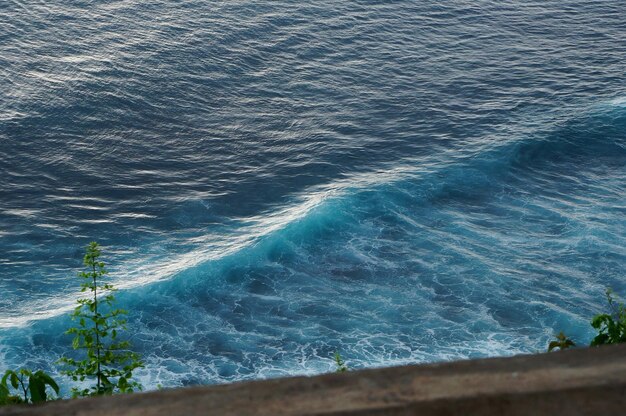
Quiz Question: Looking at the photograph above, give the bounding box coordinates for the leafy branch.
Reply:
[57,242,143,397]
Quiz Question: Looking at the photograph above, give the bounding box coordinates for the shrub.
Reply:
[548,288,626,352]
[57,242,143,397]
[0,369,59,405]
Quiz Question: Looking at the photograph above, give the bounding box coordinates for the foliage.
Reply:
[590,288,626,346]
[549,288,626,351]
[57,242,143,397]
[0,369,59,405]
[547,332,575,352]
[334,352,347,373]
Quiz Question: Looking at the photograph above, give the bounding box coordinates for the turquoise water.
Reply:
[0,1,625,392]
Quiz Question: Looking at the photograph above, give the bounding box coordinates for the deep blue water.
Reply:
[1,0,625,393]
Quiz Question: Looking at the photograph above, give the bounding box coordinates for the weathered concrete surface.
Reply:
[2,344,626,416]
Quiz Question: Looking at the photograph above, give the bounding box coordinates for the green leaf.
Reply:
[9,372,19,390]
[0,383,9,401]
[29,376,46,404]
[1,370,11,388]
[35,371,60,395]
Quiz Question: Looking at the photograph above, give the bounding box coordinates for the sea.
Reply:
[0,0,625,393]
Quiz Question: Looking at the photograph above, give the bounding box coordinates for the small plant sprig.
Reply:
[0,369,59,405]
[58,242,143,397]
[334,352,348,373]
[547,332,575,352]
[590,288,626,346]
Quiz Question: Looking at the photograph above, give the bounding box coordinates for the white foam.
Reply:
[0,158,434,328]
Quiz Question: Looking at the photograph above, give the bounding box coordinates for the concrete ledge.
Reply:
[2,344,626,415]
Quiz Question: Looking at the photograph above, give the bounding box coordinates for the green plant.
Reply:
[547,332,575,352]
[58,242,143,397]
[334,352,347,373]
[0,369,59,405]
[590,288,626,346]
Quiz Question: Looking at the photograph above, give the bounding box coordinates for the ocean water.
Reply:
[1,0,625,393]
